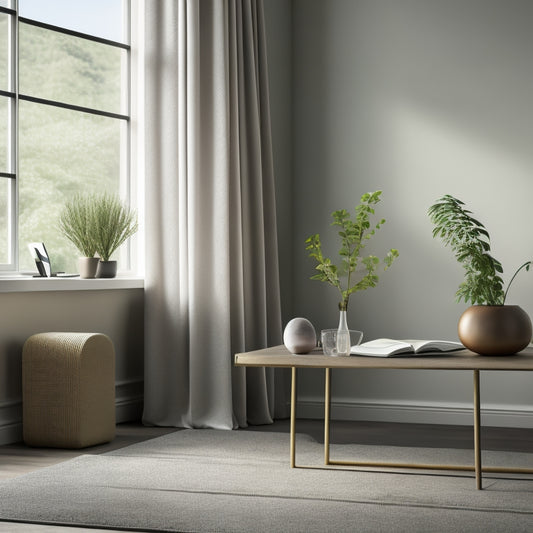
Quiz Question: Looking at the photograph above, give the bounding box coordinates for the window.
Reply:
[0,0,131,274]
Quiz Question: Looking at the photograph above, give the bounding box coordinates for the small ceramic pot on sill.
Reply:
[458,305,532,355]
[95,260,118,279]
[77,257,99,279]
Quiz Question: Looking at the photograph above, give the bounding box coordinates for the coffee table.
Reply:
[234,344,533,489]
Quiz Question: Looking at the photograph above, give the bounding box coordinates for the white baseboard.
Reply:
[0,379,145,446]
[296,398,533,428]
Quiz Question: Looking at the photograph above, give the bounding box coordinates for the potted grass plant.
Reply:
[93,193,138,278]
[59,194,99,278]
[59,193,138,279]
[428,194,532,355]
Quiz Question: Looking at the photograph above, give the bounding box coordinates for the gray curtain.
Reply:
[142,0,287,429]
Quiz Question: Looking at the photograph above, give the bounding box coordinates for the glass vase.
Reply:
[336,303,351,357]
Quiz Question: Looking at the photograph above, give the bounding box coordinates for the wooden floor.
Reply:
[1,419,533,532]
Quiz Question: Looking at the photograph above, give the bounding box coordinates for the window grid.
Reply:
[19,16,130,50]
[0,1,131,273]
[0,4,16,268]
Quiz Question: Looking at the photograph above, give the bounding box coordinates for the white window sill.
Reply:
[0,276,144,293]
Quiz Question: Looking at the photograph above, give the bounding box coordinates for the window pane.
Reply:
[18,101,123,272]
[19,0,125,43]
[0,97,7,172]
[0,178,9,263]
[0,14,8,92]
[19,23,123,114]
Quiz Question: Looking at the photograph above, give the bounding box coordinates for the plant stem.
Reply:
[503,261,532,304]
[345,245,353,304]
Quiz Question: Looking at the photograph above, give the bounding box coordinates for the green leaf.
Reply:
[428,194,512,305]
[305,190,398,306]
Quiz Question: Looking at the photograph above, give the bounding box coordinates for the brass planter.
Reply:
[458,305,532,355]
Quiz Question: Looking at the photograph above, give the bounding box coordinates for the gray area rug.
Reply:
[0,429,533,532]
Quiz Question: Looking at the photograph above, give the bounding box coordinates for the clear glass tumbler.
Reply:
[321,329,363,356]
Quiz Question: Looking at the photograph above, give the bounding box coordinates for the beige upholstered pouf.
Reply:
[22,332,116,448]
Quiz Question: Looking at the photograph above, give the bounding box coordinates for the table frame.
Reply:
[235,345,533,490]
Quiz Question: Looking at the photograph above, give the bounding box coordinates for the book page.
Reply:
[350,338,464,357]
[405,340,463,353]
[350,339,413,357]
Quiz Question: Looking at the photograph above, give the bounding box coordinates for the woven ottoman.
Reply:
[22,332,116,448]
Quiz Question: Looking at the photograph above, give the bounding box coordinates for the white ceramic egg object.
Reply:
[283,317,317,354]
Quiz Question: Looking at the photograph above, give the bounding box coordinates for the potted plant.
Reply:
[93,193,138,278]
[428,194,532,355]
[306,190,399,356]
[59,194,99,278]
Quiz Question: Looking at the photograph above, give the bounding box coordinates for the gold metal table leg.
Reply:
[324,368,331,465]
[473,369,482,490]
[290,366,297,468]
[288,363,530,488]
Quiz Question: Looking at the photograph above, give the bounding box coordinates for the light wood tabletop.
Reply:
[235,344,533,370]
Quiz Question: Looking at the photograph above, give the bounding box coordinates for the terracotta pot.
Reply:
[458,305,532,355]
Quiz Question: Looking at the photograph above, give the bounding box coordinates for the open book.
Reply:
[350,338,464,357]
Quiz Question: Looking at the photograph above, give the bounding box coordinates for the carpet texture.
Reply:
[0,429,533,532]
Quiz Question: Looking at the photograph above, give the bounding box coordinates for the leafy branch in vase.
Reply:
[305,190,399,311]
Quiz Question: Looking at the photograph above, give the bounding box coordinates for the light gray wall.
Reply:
[0,289,144,444]
[264,0,294,322]
[286,0,533,426]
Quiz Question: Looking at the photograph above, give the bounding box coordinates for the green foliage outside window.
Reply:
[11,20,125,273]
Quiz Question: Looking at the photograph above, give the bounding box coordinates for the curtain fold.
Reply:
[143,0,286,430]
